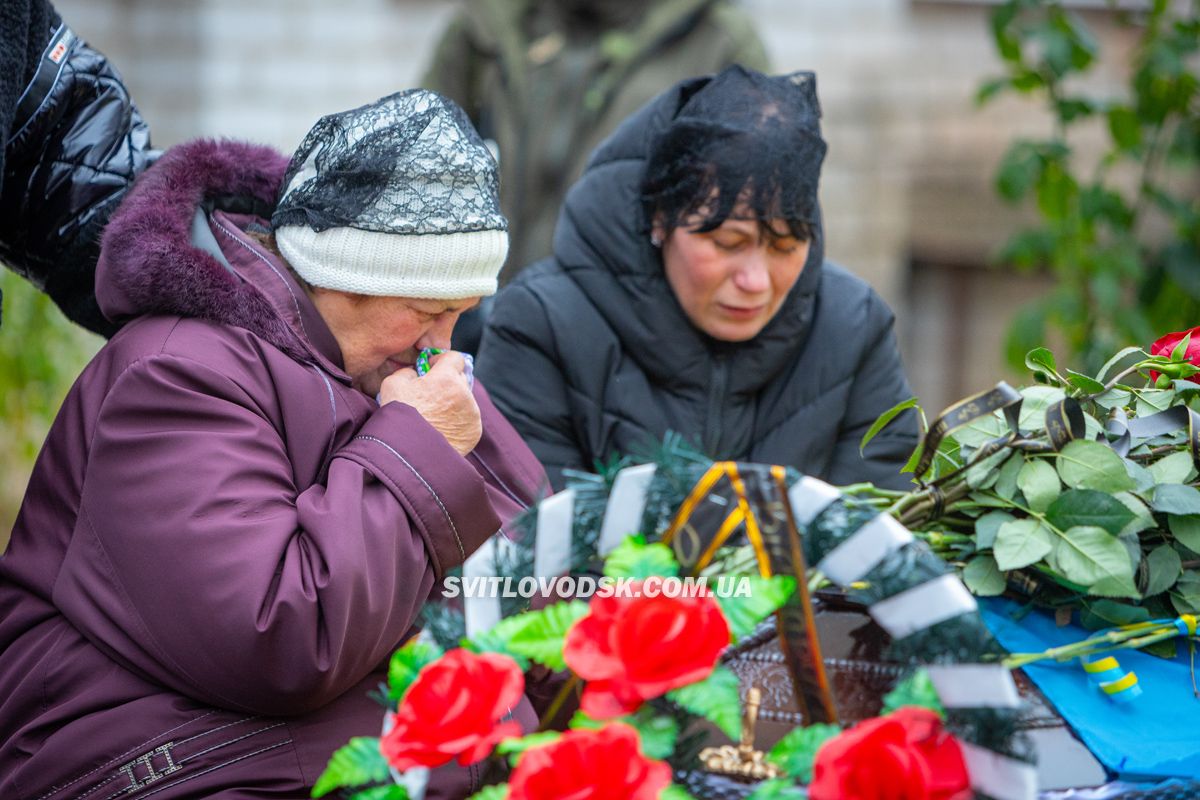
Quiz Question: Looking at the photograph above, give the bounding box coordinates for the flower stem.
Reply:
[538,673,581,731]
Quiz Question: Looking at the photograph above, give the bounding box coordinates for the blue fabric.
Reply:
[979,598,1200,781]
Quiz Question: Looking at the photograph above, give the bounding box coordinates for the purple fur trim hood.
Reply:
[96,138,306,357]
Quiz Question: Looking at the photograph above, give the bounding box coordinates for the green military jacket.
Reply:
[422,0,769,281]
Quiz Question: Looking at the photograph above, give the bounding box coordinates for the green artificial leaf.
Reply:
[1080,599,1151,630]
[1017,458,1061,512]
[604,535,679,580]
[1056,440,1137,492]
[388,639,444,702]
[963,555,1007,596]
[1054,526,1136,588]
[766,723,842,783]
[569,708,680,761]
[667,665,741,741]
[1045,490,1136,536]
[1025,347,1060,381]
[861,397,921,453]
[1169,515,1200,552]
[1170,571,1200,616]
[1152,484,1200,516]
[350,787,410,800]
[745,778,807,800]
[662,785,702,800]
[313,738,389,798]
[994,518,1054,571]
[495,731,561,764]
[1144,544,1183,598]
[975,511,1017,550]
[1149,451,1197,485]
[1065,369,1106,395]
[501,601,589,671]
[466,785,509,800]
[1113,492,1155,537]
[881,669,945,717]
[716,575,796,641]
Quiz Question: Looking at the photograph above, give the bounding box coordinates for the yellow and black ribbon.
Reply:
[1045,397,1086,451]
[912,382,1024,479]
[662,462,839,724]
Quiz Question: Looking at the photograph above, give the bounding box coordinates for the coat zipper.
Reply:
[703,353,730,457]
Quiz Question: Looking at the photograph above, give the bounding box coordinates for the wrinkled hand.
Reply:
[379,352,481,456]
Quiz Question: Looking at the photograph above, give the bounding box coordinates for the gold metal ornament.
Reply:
[698,687,784,781]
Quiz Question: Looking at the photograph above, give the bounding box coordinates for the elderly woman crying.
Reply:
[0,91,546,799]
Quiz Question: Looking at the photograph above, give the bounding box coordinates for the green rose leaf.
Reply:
[1144,545,1183,598]
[745,778,808,800]
[1065,369,1106,395]
[994,452,1024,500]
[1170,515,1200,552]
[1124,459,1156,493]
[1149,451,1197,485]
[1045,489,1136,537]
[350,787,411,800]
[1056,440,1137,492]
[1152,484,1200,517]
[1136,388,1176,418]
[1080,598,1151,630]
[1094,388,1132,410]
[499,600,590,671]
[717,575,796,642]
[1019,386,1066,432]
[861,397,921,454]
[967,450,1010,490]
[388,639,444,702]
[881,669,945,717]
[766,723,842,783]
[1025,347,1059,380]
[465,785,509,800]
[1017,458,1061,512]
[975,511,1017,549]
[963,555,1007,596]
[1113,492,1155,537]
[1096,346,1143,384]
[1054,525,1135,588]
[994,518,1054,571]
[604,535,680,580]
[313,737,389,798]
[1171,571,1200,615]
[1088,574,1141,599]
[667,665,741,741]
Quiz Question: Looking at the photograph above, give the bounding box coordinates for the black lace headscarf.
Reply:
[640,66,826,243]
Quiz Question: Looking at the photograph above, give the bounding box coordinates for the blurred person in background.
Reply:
[0,90,546,800]
[478,66,920,491]
[1,0,155,334]
[422,0,769,351]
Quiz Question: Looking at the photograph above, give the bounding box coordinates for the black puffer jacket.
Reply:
[478,74,919,490]
[0,0,154,334]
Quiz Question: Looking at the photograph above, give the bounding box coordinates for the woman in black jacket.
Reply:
[478,65,919,490]
[1,0,154,334]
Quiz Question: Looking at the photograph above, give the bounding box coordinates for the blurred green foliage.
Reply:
[0,271,100,545]
[981,0,1200,373]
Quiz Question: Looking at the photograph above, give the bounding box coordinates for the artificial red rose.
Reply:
[562,580,730,718]
[808,706,971,800]
[1149,325,1200,383]
[508,723,672,800]
[380,649,524,771]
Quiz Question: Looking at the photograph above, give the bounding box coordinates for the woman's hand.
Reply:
[379,352,482,455]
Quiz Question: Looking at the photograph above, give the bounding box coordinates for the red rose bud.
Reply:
[508,723,672,800]
[1149,325,1200,383]
[381,649,525,771]
[563,581,730,718]
[809,706,971,800]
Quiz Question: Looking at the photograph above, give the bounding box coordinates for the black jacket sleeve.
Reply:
[0,1,155,335]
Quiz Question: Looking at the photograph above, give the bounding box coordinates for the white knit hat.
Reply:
[272,90,508,299]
